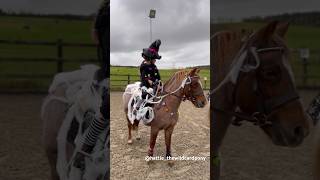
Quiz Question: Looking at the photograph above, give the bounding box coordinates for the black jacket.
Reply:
[140,62,161,88]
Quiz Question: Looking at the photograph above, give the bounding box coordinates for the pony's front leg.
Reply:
[133,120,140,140]
[164,126,174,158]
[127,122,133,144]
[212,112,232,180]
[148,127,159,156]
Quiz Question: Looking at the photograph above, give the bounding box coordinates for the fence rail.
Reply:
[0,39,98,92]
[0,39,98,74]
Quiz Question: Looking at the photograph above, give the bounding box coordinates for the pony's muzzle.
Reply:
[284,125,309,147]
[196,100,206,108]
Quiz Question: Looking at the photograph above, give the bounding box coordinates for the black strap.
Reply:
[212,106,257,123]
[264,91,300,114]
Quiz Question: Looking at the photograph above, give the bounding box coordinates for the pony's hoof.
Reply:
[168,160,174,167]
[127,139,133,144]
[148,149,154,157]
[147,159,154,165]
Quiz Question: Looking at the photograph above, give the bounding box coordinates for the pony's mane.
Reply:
[211,31,246,83]
[211,31,244,67]
[163,70,189,88]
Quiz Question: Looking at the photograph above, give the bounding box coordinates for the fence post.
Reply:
[127,75,130,84]
[204,77,207,90]
[204,80,207,90]
[57,39,63,73]
[303,58,308,86]
[299,48,309,86]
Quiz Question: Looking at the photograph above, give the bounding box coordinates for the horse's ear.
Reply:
[256,21,278,41]
[189,68,198,76]
[196,68,201,74]
[276,22,289,38]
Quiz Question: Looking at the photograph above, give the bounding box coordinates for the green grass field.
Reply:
[0,16,92,42]
[1,16,320,91]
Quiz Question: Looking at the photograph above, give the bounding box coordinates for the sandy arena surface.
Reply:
[0,94,50,180]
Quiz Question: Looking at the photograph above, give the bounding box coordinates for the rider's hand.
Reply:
[73,144,93,170]
[148,80,153,86]
[73,152,85,171]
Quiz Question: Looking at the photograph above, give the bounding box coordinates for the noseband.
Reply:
[213,46,299,127]
[183,76,204,102]
[168,76,204,102]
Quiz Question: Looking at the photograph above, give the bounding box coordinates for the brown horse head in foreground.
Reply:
[123,67,207,159]
[211,21,310,179]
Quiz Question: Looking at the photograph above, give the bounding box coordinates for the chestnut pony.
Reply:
[211,22,310,179]
[123,68,207,158]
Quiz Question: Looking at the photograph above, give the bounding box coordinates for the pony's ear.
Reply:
[189,68,198,76]
[276,22,289,38]
[196,68,201,74]
[256,21,278,42]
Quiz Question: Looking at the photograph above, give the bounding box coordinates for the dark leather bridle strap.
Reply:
[264,91,300,115]
[212,106,273,127]
[163,89,184,100]
[162,75,201,101]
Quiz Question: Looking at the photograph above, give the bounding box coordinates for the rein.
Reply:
[210,42,299,127]
[146,75,199,104]
[164,76,203,102]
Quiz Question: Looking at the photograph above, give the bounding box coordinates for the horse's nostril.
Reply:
[197,101,204,107]
[294,126,303,137]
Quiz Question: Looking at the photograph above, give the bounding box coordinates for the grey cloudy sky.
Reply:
[110,0,210,69]
[212,0,320,21]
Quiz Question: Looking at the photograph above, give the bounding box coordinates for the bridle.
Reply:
[163,75,204,103]
[182,76,205,102]
[212,42,300,127]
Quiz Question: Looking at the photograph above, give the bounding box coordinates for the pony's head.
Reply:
[233,21,310,146]
[183,68,207,108]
